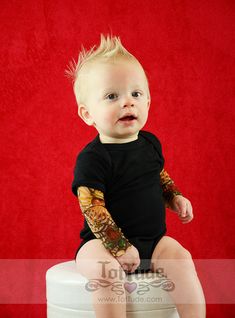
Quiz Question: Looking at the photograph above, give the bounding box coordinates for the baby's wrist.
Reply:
[109,241,132,257]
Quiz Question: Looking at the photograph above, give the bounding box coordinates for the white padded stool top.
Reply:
[46,261,179,317]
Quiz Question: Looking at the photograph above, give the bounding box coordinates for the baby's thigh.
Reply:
[76,239,124,280]
[151,235,191,260]
[150,236,194,272]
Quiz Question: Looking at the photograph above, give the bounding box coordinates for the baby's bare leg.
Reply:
[151,236,206,318]
[76,239,127,318]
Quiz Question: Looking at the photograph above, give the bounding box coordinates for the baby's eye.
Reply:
[132,91,142,97]
[106,93,118,100]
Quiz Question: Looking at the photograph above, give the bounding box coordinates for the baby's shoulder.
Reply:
[139,130,162,147]
[76,136,112,166]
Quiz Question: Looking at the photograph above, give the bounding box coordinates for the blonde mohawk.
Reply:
[65,34,149,105]
[65,34,134,83]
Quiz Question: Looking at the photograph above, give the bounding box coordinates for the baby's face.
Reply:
[78,58,150,143]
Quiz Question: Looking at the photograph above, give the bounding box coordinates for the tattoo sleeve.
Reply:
[160,169,182,207]
[77,186,132,257]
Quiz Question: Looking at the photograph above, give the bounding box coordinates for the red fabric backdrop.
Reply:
[1,0,234,316]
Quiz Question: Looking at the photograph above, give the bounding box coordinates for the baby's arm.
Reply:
[77,186,131,257]
[160,168,182,207]
[160,169,193,223]
[77,186,140,272]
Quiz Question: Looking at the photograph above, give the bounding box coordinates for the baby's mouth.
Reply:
[119,115,137,122]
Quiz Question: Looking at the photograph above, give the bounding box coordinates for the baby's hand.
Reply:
[116,245,140,273]
[170,195,193,223]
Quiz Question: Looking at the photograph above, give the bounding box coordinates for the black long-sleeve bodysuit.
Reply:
[72,131,174,271]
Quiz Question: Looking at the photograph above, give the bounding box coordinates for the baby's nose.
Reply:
[122,96,135,108]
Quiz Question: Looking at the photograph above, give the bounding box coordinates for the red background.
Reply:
[1,0,235,316]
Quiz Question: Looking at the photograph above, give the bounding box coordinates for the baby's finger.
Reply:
[181,217,191,224]
[130,263,139,273]
[187,201,193,218]
[129,258,140,273]
[180,212,193,223]
[122,264,129,272]
[124,263,134,273]
[132,262,140,272]
[178,201,187,217]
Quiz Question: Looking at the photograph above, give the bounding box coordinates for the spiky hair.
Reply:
[65,34,149,105]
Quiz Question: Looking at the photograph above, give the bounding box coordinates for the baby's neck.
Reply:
[99,134,138,144]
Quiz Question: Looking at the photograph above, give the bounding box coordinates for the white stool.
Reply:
[46,261,179,318]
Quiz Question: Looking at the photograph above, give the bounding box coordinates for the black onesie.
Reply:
[72,130,167,271]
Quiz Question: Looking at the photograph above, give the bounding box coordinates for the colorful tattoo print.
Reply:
[160,169,182,207]
[77,186,132,257]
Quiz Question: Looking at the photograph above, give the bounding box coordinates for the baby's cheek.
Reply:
[96,112,109,125]
[139,111,149,125]
[104,111,116,124]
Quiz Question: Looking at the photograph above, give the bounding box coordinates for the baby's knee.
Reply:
[175,246,192,260]
[173,246,197,273]
[97,259,126,281]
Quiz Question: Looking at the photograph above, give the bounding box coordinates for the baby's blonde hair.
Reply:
[65,34,149,105]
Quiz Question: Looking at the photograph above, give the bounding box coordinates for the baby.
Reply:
[67,35,206,318]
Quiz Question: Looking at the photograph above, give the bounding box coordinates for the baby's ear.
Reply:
[78,104,94,126]
[147,96,151,109]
